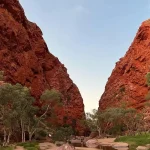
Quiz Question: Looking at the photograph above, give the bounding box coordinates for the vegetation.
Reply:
[113,72,150,149]
[0,147,13,150]
[85,109,104,136]
[52,126,73,142]
[0,70,150,149]
[115,133,150,150]
[0,71,62,147]
[84,106,142,136]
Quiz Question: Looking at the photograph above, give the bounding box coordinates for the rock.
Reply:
[99,19,150,110]
[86,139,99,148]
[136,146,148,150]
[83,137,91,144]
[55,141,65,147]
[70,139,82,147]
[0,0,85,133]
[56,144,75,150]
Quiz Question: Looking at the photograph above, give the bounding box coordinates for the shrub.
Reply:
[0,147,13,150]
[35,130,48,139]
[26,147,38,150]
[52,127,73,142]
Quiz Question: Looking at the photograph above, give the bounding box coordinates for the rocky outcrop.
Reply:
[99,20,150,110]
[0,0,85,132]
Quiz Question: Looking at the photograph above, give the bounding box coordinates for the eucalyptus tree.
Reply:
[0,83,20,145]
[26,89,62,141]
[85,109,104,137]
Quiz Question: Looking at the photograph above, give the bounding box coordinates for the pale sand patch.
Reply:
[39,142,57,150]
[98,138,116,143]
[15,146,25,150]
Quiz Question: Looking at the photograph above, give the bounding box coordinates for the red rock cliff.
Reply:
[99,20,150,110]
[0,0,85,132]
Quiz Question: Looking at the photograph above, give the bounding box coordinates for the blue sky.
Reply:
[20,0,150,112]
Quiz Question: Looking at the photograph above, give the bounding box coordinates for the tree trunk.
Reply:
[21,119,26,142]
[29,133,32,142]
[3,129,6,146]
[21,119,24,142]
[23,132,25,142]
[6,132,11,145]
[98,129,101,137]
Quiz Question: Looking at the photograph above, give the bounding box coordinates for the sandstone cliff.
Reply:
[0,0,84,132]
[99,20,150,110]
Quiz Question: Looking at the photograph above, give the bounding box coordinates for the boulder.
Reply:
[55,141,65,147]
[83,137,91,143]
[70,139,82,147]
[86,139,99,148]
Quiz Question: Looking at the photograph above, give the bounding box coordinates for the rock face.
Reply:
[99,20,150,110]
[0,0,85,132]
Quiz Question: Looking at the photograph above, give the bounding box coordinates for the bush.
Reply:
[0,147,13,150]
[25,147,38,150]
[52,127,73,142]
[35,130,48,140]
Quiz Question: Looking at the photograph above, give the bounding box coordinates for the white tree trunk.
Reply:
[23,132,25,142]
[6,132,11,145]
[29,133,32,141]
[3,129,6,146]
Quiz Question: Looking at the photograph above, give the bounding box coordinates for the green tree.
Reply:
[103,107,142,135]
[12,84,35,142]
[0,81,62,144]
[0,83,37,143]
[26,89,62,141]
[40,89,61,102]
[0,83,25,145]
[85,109,104,137]
[52,126,73,142]
[101,107,124,135]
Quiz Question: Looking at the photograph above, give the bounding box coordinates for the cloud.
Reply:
[74,5,89,14]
